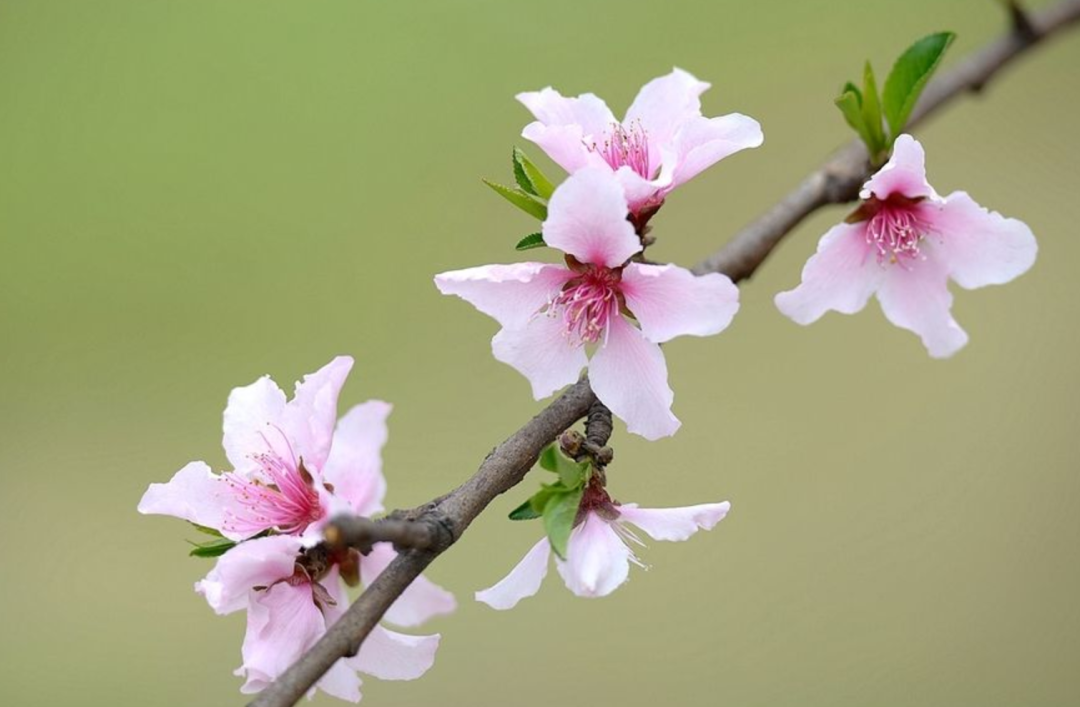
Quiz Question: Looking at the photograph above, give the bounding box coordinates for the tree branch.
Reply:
[250,3,1080,704]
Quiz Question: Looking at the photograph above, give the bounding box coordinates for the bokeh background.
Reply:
[1,1,1077,705]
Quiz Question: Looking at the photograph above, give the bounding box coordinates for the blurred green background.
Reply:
[1,1,1077,705]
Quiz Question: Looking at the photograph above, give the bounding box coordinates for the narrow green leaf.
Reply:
[842,81,863,106]
[543,487,584,560]
[882,32,956,138]
[835,90,875,151]
[860,62,886,160]
[483,179,548,220]
[513,148,556,200]
[509,498,542,521]
[515,232,545,251]
[189,523,224,538]
[188,536,236,558]
[512,149,535,195]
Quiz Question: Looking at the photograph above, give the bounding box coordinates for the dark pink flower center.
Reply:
[592,121,651,179]
[549,266,623,345]
[222,430,324,536]
[865,203,929,264]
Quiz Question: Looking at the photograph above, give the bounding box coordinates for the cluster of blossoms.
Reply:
[140,63,1037,702]
[139,357,455,701]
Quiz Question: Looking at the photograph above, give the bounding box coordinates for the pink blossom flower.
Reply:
[435,168,740,440]
[476,485,730,609]
[206,536,450,702]
[775,135,1037,357]
[138,357,456,701]
[518,68,762,224]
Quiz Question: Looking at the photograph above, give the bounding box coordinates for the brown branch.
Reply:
[323,516,450,555]
[249,3,1080,704]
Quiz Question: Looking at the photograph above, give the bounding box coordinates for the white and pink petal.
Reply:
[543,168,641,268]
[876,255,968,358]
[555,513,634,598]
[195,534,303,615]
[137,461,251,541]
[620,263,739,344]
[588,315,679,440]
[861,134,939,202]
[434,263,574,329]
[617,502,731,542]
[774,221,882,325]
[492,316,588,400]
[359,543,457,627]
[670,113,764,189]
[932,191,1037,290]
[475,537,551,610]
[321,400,393,517]
[283,356,354,473]
[351,625,440,681]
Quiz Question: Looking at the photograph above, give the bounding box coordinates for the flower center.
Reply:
[549,266,622,345]
[865,203,928,264]
[592,121,651,179]
[222,430,324,536]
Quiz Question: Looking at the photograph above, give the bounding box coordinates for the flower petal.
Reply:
[624,68,709,159]
[137,461,249,540]
[932,191,1038,290]
[617,502,731,542]
[876,254,968,358]
[237,581,325,694]
[589,315,679,440]
[620,263,739,344]
[861,133,938,201]
[555,513,632,598]
[283,356,353,473]
[351,625,440,681]
[517,88,616,173]
[774,221,882,325]
[543,168,641,268]
[222,374,288,475]
[434,263,574,329]
[670,113,764,189]
[475,537,551,610]
[316,662,363,704]
[492,316,588,400]
[359,543,457,627]
[195,535,303,615]
[321,401,392,517]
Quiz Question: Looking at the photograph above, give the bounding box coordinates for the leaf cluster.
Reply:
[835,32,955,164]
[508,444,591,559]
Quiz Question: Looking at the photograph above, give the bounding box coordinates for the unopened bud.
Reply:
[559,429,584,457]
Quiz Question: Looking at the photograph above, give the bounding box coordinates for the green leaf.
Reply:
[882,32,956,138]
[515,232,545,251]
[536,444,589,488]
[512,148,556,200]
[538,444,560,472]
[189,523,224,538]
[543,486,584,560]
[509,498,543,521]
[188,536,236,558]
[835,90,875,152]
[860,62,886,158]
[483,179,548,220]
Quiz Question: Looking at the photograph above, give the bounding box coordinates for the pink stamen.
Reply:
[865,204,928,265]
[222,428,324,536]
[591,121,651,179]
[549,267,622,345]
